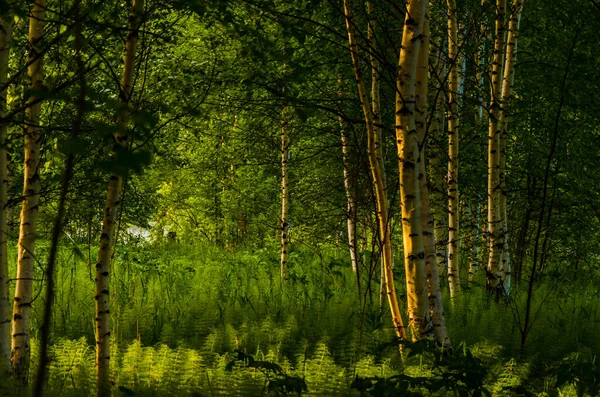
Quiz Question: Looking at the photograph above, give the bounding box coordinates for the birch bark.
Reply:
[446,0,461,297]
[486,0,507,292]
[343,0,406,340]
[96,1,144,395]
[498,0,524,292]
[416,11,451,350]
[396,0,432,339]
[11,0,45,382]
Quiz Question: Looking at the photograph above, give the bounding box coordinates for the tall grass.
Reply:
[1,239,598,395]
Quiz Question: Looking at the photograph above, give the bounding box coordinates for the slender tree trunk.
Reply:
[11,0,46,382]
[33,4,85,395]
[368,2,382,191]
[96,1,143,395]
[486,0,506,292]
[0,8,13,375]
[467,202,481,281]
[478,2,491,269]
[379,256,386,310]
[280,102,289,281]
[499,0,524,293]
[368,1,388,307]
[221,134,232,251]
[396,0,432,340]
[429,47,447,279]
[471,2,486,281]
[477,0,487,120]
[446,0,461,297]
[416,12,451,351]
[343,0,406,340]
[338,82,359,284]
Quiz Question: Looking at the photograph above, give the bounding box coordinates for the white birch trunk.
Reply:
[11,0,45,382]
[96,1,144,395]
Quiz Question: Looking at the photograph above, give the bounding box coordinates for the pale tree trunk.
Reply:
[0,8,13,375]
[416,12,451,351]
[339,118,359,284]
[343,0,406,340]
[446,0,461,298]
[221,134,231,250]
[11,0,45,382]
[476,0,487,121]
[396,0,432,340]
[428,47,447,278]
[467,202,481,281]
[338,80,360,291]
[280,102,289,281]
[280,47,289,281]
[470,1,486,281]
[499,0,524,293]
[367,2,389,314]
[379,256,386,310]
[96,1,143,395]
[486,0,506,292]
[229,116,242,247]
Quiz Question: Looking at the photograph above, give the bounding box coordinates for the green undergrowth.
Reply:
[1,240,599,396]
[1,336,596,396]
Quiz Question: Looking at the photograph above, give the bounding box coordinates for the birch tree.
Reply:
[467,202,481,281]
[469,0,487,282]
[396,0,432,339]
[446,0,461,297]
[280,100,289,280]
[11,0,46,382]
[416,10,451,350]
[498,0,524,292]
[343,0,406,340]
[367,2,392,311]
[95,1,144,395]
[428,45,448,280]
[486,0,506,291]
[338,80,360,285]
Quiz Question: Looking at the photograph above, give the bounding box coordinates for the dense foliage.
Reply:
[1,0,600,395]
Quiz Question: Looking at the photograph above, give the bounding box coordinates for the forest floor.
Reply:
[1,241,599,396]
